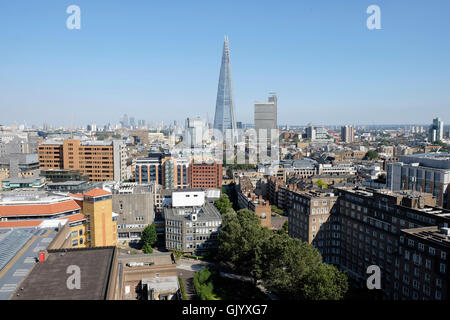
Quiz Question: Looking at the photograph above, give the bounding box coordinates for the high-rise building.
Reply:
[341,125,355,143]
[306,124,316,141]
[213,36,237,136]
[254,94,278,144]
[185,117,206,148]
[38,139,127,182]
[429,117,444,143]
[129,117,136,129]
[122,114,129,128]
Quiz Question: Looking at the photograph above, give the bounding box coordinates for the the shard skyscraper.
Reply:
[213,36,237,135]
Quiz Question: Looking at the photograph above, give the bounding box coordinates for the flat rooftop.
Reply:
[142,275,179,292]
[402,226,450,247]
[40,139,116,146]
[47,181,88,186]
[165,202,221,222]
[118,252,174,266]
[0,191,71,205]
[12,247,115,300]
[399,152,450,169]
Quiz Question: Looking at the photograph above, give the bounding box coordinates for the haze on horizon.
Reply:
[1,0,449,127]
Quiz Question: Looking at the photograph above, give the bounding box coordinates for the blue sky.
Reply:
[1,0,449,127]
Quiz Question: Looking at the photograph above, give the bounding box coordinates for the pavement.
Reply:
[176,258,211,272]
[0,228,56,300]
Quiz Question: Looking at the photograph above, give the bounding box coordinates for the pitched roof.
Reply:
[0,220,43,228]
[64,213,86,223]
[0,200,81,217]
[83,188,111,197]
[68,193,83,199]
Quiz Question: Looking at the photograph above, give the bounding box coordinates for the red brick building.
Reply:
[188,162,222,189]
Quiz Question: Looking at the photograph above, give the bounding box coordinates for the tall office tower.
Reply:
[123,114,129,128]
[129,117,136,129]
[429,117,444,143]
[213,36,237,137]
[306,124,316,141]
[341,125,355,143]
[254,94,278,143]
[185,117,206,148]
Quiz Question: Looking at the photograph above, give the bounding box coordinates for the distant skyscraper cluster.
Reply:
[120,114,147,130]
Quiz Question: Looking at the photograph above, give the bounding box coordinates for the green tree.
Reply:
[271,205,283,215]
[214,194,233,215]
[277,221,288,235]
[216,205,349,300]
[193,267,215,300]
[178,276,188,300]
[366,150,379,160]
[95,134,108,141]
[141,224,157,247]
[256,233,323,297]
[173,249,183,260]
[317,179,328,189]
[142,242,153,254]
[299,264,348,300]
[218,209,271,277]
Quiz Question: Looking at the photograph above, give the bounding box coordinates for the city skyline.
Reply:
[1,1,450,127]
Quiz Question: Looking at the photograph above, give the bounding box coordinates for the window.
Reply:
[404,250,410,260]
[439,263,446,273]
